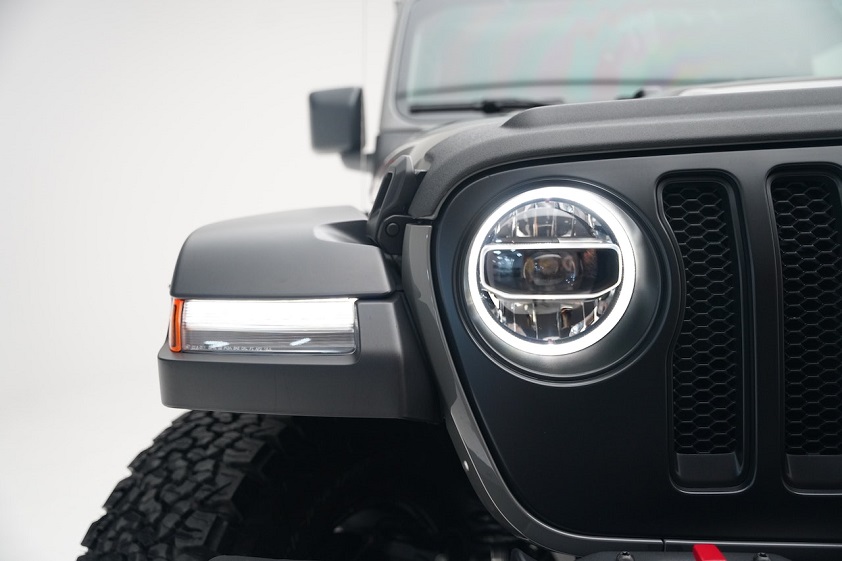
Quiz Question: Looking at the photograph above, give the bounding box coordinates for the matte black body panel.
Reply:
[406,87,842,218]
[170,206,394,299]
[402,145,842,557]
[159,296,438,422]
[162,69,842,556]
[403,225,663,555]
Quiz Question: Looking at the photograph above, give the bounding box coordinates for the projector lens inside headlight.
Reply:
[466,186,635,356]
[483,245,621,297]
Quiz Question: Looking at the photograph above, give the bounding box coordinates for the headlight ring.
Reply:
[464,185,637,364]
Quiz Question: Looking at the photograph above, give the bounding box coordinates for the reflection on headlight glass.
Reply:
[483,247,620,296]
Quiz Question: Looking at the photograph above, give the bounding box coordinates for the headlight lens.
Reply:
[465,186,636,357]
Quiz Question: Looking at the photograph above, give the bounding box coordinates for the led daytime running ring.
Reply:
[465,186,636,357]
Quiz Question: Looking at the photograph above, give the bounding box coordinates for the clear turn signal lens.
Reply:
[170,298,357,354]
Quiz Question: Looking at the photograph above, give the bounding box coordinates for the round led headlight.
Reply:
[465,186,636,359]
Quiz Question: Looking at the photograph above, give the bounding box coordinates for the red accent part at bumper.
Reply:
[693,544,727,561]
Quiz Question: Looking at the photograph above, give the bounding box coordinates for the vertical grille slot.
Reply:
[770,170,842,489]
[662,179,746,487]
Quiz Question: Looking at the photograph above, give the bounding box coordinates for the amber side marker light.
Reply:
[169,299,184,352]
[168,298,357,355]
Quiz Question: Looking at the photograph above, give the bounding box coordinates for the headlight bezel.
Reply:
[466,185,637,359]
[455,179,655,380]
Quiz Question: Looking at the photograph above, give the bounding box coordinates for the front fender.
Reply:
[157,206,438,422]
[170,206,393,299]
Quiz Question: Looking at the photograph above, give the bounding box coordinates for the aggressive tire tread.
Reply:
[79,412,522,561]
[79,411,293,561]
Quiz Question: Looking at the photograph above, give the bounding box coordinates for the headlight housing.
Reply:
[465,186,636,362]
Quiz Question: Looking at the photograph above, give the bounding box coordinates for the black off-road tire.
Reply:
[79,411,302,561]
[79,411,508,561]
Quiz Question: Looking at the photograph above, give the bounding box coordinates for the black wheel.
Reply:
[79,411,524,561]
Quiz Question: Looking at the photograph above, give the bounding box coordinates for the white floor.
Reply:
[0,2,392,559]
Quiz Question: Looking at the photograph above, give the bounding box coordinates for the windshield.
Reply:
[397,0,842,114]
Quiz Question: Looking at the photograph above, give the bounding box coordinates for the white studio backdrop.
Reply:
[0,1,394,559]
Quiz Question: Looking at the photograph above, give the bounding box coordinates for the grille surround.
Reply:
[429,145,842,550]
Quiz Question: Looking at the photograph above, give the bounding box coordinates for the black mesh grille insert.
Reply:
[663,181,743,456]
[771,172,842,456]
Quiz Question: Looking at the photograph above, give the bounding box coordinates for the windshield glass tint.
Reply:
[398,0,842,109]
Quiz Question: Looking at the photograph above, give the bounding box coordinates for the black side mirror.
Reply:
[309,87,364,155]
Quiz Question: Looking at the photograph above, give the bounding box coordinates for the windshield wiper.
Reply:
[409,98,561,114]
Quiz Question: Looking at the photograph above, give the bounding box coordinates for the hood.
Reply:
[372,77,842,203]
[402,84,842,218]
